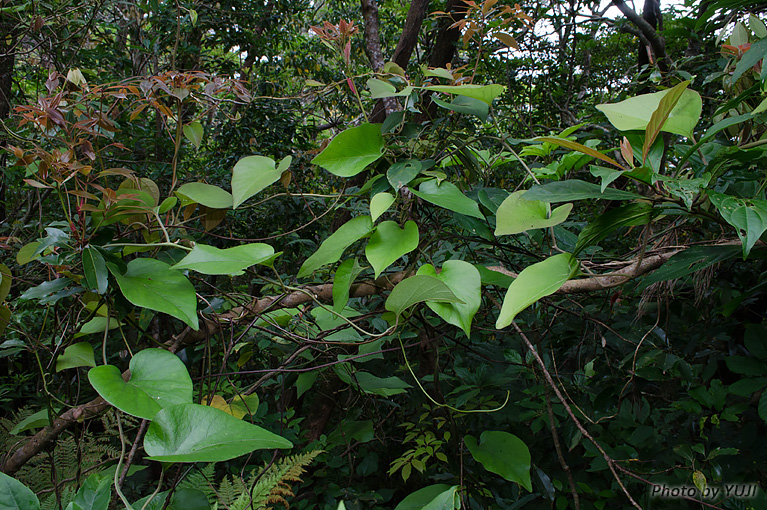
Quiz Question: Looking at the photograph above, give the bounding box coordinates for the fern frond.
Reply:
[227,450,322,510]
[179,464,218,504]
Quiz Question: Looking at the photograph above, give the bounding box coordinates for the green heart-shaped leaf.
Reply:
[410,180,483,219]
[56,342,95,372]
[231,155,289,209]
[365,221,419,278]
[112,258,199,330]
[143,403,292,462]
[88,348,193,420]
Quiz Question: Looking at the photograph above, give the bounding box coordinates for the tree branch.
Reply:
[611,0,672,72]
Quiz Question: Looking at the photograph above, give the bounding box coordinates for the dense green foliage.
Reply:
[2,1,767,509]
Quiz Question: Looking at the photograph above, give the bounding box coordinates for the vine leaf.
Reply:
[417,261,481,337]
[332,258,365,312]
[298,216,373,277]
[171,243,274,275]
[88,349,193,420]
[111,258,199,330]
[312,123,384,177]
[394,484,459,510]
[56,342,95,372]
[370,192,395,222]
[494,191,572,235]
[365,220,419,278]
[597,86,702,138]
[231,155,290,209]
[410,180,484,219]
[144,403,292,462]
[385,274,462,318]
[496,253,578,329]
[176,182,233,209]
[465,431,532,491]
[0,472,39,510]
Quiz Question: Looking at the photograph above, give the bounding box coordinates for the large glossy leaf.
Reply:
[298,216,373,277]
[708,191,767,258]
[465,431,532,491]
[176,182,233,209]
[82,247,108,294]
[522,180,643,203]
[56,342,95,372]
[385,274,462,317]
[496,253,578,329]
[416,261,481,337]
[143,403,292,462]
[366,220,419,278]
[88,348,193,420]
[171,243,274,275]
[231,155,289,209]
[574,202,655,255]
[596,87,702,138]
[424,84,505,104]
[0,472,39,510]
[394,484,459,510]
[312,123,384,177]
[494,191,572,235]
[112,258,199,330]
[410,180,483,219]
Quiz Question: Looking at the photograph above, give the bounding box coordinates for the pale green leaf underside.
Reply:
[366,220,419,278]
[596,88,702,137]
[465,431,532,491]
[410,180,483,219]
[231,155,286,209]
